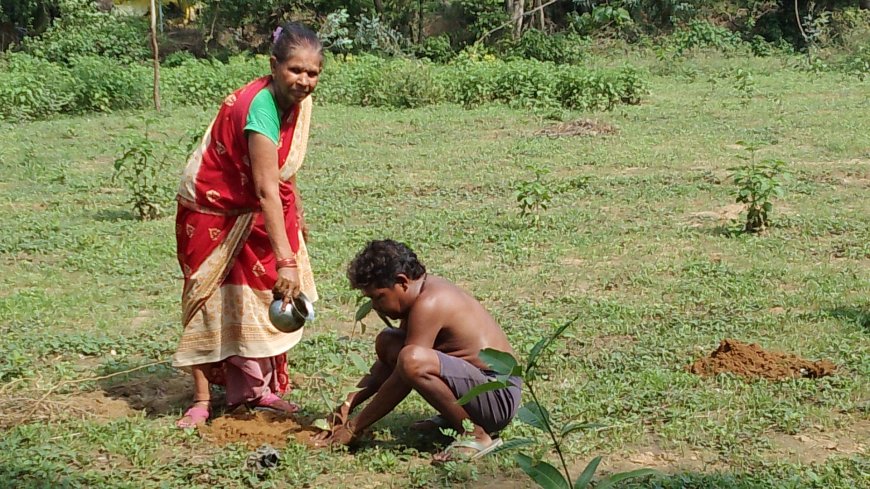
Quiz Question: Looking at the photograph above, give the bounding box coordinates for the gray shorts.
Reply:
[436,351,522,434]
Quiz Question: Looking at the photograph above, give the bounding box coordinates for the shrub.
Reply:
[21,0,150,65]
[0,52,76,121]
[69,56,151,113]
[162,55,266,107]
[1,53,648,118]
[501,29,588,64]
[414,34,454,63]
[667,20,744,56]
[318,55,445,108]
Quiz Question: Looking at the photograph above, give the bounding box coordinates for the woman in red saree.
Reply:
[172,23,321,428]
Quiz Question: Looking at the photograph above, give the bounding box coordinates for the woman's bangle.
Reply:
[276,258,297,269]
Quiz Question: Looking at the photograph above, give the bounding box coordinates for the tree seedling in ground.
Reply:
[728,141,789,233]
[457,317,658,489]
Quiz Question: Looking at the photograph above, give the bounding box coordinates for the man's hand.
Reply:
[312,418,357,448]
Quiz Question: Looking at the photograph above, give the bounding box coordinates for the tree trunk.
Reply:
[860,0,869,10]
[416,0,424,44]
[373,0,385,15]
[149,0,161,111]
[534,0,545,31]
[510,0,524,39]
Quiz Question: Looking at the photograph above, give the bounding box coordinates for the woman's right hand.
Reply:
[274,266,301,304]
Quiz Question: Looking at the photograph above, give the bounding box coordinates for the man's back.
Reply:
[404,275,514,370]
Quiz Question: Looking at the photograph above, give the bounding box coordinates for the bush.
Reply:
[501,30,589,64]
[162,55,266,107]
[0,53,76,121]
[667,20,744,55]
[21,0,150,65]
[414,34,454,63]
[318,54,445,108]
[69,56,151,112]
[1,52,648,118]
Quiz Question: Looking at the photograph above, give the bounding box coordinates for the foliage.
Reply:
[667,20,744,56]
[728,142,789,233]
[515,164,554,226]
[731,67,756,106]
[414,34,454,63]
[353,14,406,56]
[20,0,150,65]
[112,125,186,220]
[458,319,658,489]
[569,4,634,37]
[0,0,57,30]
[161,55,265,107]
[69,56,151,113]
[319,8,353,54]
[501,30,589,65]
[0,52,75,120]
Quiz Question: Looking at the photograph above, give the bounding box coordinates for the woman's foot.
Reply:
[252,392,300,414]
[176,401,210,429]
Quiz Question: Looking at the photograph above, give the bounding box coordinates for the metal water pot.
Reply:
[268,292,315,333]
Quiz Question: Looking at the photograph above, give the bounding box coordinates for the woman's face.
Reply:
[270,44,322,108]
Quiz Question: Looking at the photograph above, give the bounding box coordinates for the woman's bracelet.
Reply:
[276,257,297,269]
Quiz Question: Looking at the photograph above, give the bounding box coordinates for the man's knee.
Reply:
[375,328,404,366]
[396,345,438,382]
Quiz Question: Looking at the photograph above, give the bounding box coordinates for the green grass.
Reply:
[0,52,868,488]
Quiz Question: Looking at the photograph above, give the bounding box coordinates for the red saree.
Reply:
[171,77,317,399]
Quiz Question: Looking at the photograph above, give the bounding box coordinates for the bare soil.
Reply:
[199,409,319,448]
[536,119,618,137]
[687,339,837,380]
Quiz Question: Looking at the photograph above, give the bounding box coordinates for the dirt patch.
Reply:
[102,371,192,416]
[199,410,319,448]
[688,203,745,224]
[536,119,617,137]
[766,421,870,464]
[687,339,836,380]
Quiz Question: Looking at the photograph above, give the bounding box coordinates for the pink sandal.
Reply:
[176,404,210,429]
[252,393,300,414]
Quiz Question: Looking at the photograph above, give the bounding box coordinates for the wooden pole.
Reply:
[149,0,161,111]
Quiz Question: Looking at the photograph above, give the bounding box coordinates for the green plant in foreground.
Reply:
[112,125,184,220]
[515,164,554,226]
[728,142,789,233]
[458,318,657,489]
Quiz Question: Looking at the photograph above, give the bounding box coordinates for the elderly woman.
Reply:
[172,22,322,428]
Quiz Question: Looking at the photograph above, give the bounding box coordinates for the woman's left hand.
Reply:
[274,266,301,301]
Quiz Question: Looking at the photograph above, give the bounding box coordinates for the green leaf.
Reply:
[491,437,535,454]
[517,401,550,432]
[561,421,605,438]
[594,468,658,489]
[527,338,548,370]
[312,418,330,431]
[479,348,519,376]
[456,380,507,406]
[515,454,570,489]
[354,300,373,322]
[573,456,602,489]
[349,353,368,372]
[529,316,579,369]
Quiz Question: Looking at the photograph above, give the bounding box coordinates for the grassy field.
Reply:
[0,52,868,488]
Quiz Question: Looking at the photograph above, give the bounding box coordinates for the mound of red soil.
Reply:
[687,339,836,380]
[199,410,318,448]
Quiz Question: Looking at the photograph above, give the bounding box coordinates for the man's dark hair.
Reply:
[272,21,323,63]
[347,240,426,289]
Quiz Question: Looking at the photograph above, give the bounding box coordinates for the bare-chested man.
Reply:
[315,240,522,460]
